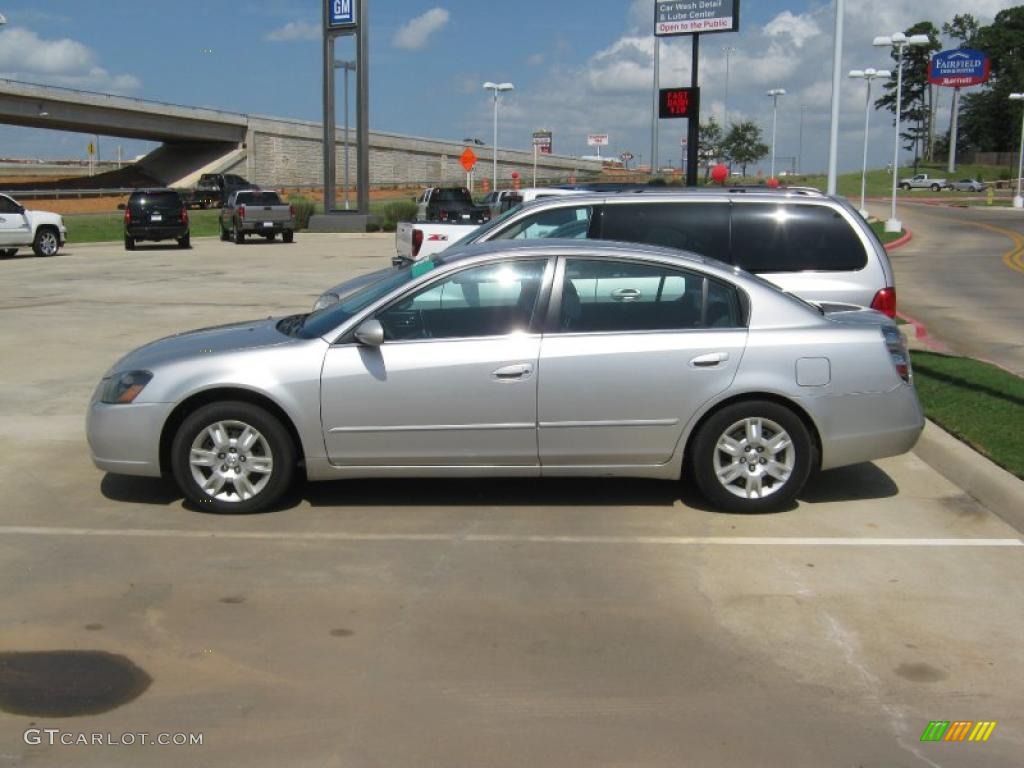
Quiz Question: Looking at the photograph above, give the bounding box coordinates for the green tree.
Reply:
[722,121,769,176]
[942,13,979,47]
[875,21,941,163]
[959,7,1024,153]
[699,117,724,180]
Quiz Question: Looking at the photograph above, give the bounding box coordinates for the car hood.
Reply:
[108,318,294,374]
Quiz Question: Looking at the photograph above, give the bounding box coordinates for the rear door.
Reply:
[537,257,747,467]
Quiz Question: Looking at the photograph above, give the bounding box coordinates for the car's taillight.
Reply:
[882,325,912,383]
[871,287,896,318]
[412,228,424,258]
[124,208,131,224]
[181,208,188,224]
[238,205,246,219]
[289,204,295,218]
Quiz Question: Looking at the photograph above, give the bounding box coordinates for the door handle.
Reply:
[492,363,533,380]
[690,352,729,368]
[611,287,642,302]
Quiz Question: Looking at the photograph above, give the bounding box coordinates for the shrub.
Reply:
[382,200,418,229]
[287,196,316,230]
[366,221,381,232]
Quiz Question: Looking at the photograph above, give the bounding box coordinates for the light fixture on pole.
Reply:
[334,59,356,210]
[874,32,931,232]
[849,68,890,219]
[483,81,514,190]
[766,89,786,180]
[1010,93,1024,209]
[722,46,736,126]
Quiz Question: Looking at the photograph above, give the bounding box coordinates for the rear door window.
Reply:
[235,192,282,206]
[130,191,181,210]
[491,205,595,240]
[600,202,731,262]
[730,203,867,273]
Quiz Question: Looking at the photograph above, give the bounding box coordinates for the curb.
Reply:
[884,229,913,250]
[913,420,1024,535]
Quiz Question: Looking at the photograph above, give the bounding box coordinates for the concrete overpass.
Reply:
[0,79,601,189]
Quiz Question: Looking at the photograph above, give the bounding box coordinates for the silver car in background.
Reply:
[87,240,923,515]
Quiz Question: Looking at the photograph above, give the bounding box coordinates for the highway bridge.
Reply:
[0,79,600,189]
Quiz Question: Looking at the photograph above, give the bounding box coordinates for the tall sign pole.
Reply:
[316,0,370,231]
[826,0,844,196]
[655,0,739,187]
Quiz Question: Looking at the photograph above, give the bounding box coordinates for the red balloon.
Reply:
[766,177,780,189]
[511,171,520,179]
[711,164,729,184]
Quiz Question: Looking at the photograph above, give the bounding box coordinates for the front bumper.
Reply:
[86,400,175,478]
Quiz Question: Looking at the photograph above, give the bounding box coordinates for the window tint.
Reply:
[0,195,21,214]
[491,206,594,240]
[377,260,547,341]
[433,188,471,203]
[558,259,742,332]
[235,192,282,206]
[129,191,181,208]
[730,204,867,273]
[600,202,730,262]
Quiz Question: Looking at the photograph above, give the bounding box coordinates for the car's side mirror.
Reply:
[353,319,384,347]
[16,205,25,214]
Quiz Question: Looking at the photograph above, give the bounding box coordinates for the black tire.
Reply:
[900,183,911,191]
[0,248,16,258]
[178,233,191,249]
[32,226,61,257]
[930,184,940,192]
[691,400,814,514]
[219,225,229,242]
[233,225,245,245]
[171,401,295,514]
[282,230,294,243]
[124,236,135,251]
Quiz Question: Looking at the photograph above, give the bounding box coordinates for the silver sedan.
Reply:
[87,240,924,514]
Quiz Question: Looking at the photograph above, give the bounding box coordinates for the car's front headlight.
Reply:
[99,371,153,404]
[313,292,339,312]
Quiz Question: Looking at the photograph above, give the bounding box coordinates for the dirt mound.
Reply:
[0,164,164,191]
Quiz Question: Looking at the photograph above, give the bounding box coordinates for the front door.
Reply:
[538,258,747,466]
[321,258,550,467]
[0,196,29,246]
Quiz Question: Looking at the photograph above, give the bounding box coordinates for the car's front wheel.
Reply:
[171,401,295,514]
[32,226,60,257]
[692,400,814,513]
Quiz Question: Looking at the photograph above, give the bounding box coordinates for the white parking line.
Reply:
[0,526,1019,547]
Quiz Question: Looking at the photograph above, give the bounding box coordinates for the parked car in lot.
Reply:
[951,178,987,192]
[219,190,295,244]
[486,187,586,218]
[88,240,923,516]
[415,187,490,224]
[349,188,899,317]
[0,193,65,257]
[185,173,252,209]
[123,189,190,250]
[898,173,950,191]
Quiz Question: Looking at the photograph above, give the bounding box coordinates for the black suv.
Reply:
[124,189,190,250]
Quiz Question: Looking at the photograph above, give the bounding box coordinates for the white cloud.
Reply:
[266,20,320,43]
[0,27,140,93]
[527,53,546,67]
[393,8,450,50]
[763,11,821,49]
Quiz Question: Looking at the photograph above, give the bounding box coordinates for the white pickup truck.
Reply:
[394,187,586,265]
[898,174,950,191]
[0,193,66,257]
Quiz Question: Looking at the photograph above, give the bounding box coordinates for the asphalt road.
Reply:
[0,236,1022,767]
[872,199,1024,375]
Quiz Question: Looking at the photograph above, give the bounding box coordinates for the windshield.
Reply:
[450,203,524,248]
[294,261,438,339]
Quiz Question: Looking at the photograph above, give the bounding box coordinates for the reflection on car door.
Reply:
[538,258,747,467]
[320,259,550,467]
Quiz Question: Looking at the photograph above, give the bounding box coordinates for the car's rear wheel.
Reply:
[171,401,295,514]
[178,233,191,248]
[900,183,911,191]
[219,225,229,242]
[692,400,813,513]
[32,227,60,257]
[233,225,244,245]
[282,230,294,243]
[930,183,941,192]
[124,236,135,251]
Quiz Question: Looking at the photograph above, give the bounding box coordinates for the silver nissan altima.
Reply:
[87,240,924,514]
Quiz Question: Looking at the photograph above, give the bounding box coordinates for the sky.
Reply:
[0,0,1017,174]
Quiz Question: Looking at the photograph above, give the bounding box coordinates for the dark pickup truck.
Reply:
[185,173,252,209]
[415,187,490,224]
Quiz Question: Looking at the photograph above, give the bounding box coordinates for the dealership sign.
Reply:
[587,134,610,147]
[532,130,553,155]
[929,48,990,88]
[655,0,740,36]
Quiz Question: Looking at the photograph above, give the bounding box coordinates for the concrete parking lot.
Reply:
[1,235,1022,767]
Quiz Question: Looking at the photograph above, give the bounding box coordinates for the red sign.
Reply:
[928,48,990,88]
[460,148,478,172]
[659,87,700,119]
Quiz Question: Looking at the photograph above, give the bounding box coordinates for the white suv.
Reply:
[0,193,67,257]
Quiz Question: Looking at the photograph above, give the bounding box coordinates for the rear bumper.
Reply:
[813,385,925,470]
[86,401,173,478]
[239,221,293,233]
[126,224,188,241]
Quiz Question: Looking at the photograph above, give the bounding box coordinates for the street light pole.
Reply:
[334,60,356,210]
[722,46,736,126]
[849,68,890,218]
[826,0,845,195]
[483,82,514,190]
[798,104,807,175]
[766,89,786,180]
[874,32,931,232]
[1011,93,1024,208]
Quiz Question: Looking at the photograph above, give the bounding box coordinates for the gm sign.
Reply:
[328,0,356,28]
